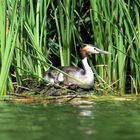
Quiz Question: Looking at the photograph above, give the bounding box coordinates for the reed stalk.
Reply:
[0,0,140,95]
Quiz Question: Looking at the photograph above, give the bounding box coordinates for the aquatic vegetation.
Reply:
[0,0,140,95]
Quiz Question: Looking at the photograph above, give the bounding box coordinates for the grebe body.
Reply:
[44,44,111,89]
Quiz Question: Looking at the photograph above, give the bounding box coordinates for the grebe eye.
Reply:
[93,47,97,51]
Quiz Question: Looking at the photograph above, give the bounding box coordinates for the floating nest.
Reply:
[17,78,94,96]
[5,78,135,104]
[4,78,100,103]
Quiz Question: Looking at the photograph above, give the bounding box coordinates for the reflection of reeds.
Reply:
[0,0,140,95]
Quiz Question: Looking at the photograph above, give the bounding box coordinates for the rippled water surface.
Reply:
[0,99,140,140]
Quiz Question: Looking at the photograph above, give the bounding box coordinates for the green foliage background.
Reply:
[0,0,140,95]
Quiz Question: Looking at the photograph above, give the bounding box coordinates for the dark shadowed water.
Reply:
[0,99,140,140]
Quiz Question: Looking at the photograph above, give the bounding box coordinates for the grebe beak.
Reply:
[86,44,111,55]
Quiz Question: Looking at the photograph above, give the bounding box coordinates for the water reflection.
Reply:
[79,110,92,117]
[78,101,94,117]
[0,100,140,140]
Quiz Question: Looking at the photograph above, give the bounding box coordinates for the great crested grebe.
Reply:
[44,44,111,89]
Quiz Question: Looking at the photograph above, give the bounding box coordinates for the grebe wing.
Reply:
[44,66,85,84]
[59,66,85,74]
[44,66,84,78]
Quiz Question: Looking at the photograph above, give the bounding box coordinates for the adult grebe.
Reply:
[44,44,111,89]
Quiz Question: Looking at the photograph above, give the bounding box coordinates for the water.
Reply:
[0,99,140,140]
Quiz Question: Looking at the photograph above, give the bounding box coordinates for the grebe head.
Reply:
[80,44,111,58]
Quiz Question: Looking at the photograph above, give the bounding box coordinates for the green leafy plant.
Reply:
[0,0,140,95]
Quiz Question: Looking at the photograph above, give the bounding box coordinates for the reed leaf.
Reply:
[0,0,140,95]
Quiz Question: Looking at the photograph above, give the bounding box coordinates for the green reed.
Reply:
[90,0,140,94]
[0,0,140,95]
[0,0,19,95]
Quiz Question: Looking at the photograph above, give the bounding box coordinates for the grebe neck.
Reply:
[81,57,92,72]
